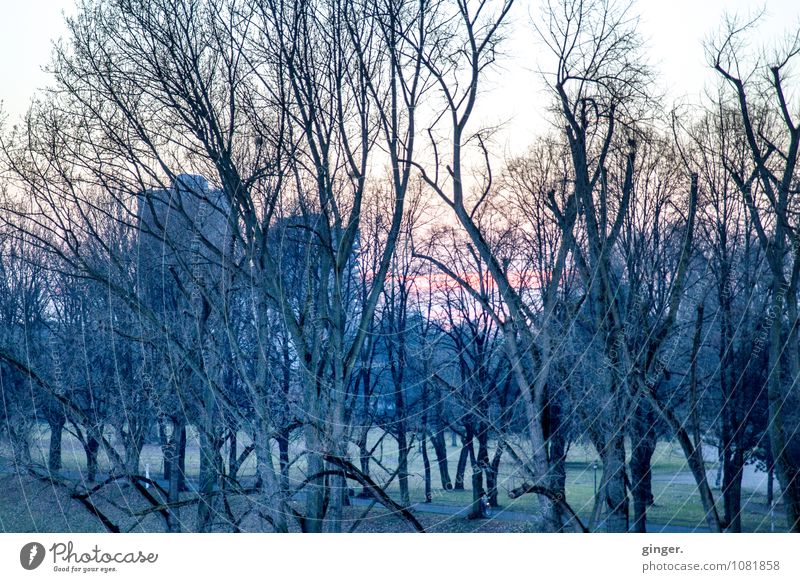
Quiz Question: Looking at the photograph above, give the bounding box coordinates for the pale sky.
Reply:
[488,0,800,154]
[0,0,75,118]
[1,0,799,157]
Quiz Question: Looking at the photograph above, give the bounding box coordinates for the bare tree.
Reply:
[709,14,800,531]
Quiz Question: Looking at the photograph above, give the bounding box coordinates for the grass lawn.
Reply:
[0,426,786,532]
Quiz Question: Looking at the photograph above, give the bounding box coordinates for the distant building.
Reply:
[135,174,231,312]
[137,174,230,263]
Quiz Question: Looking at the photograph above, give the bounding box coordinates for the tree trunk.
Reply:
[393,367,410,506]
[431,429,452,490]
[124,427,143,475]
[454,430,472,490]
[670,417,723,531]
[722,445,744,532]
[325,361,349,533]
[85,427,100,483]
[547,394,570,527]
[228,428,238,481]
[431,382,452,490]
[630,411,656,533]
[278,429,290,493]
[159,419,171,482]
[304,421,325,533]
[356,430,371,498]
[421,431,432,503]
[396,427,410,506]
[475,418,491,510]
[767,294,800,532]
[468,470,485,519]
[196,425,220,532]
[9,424,32,467]
[601,432,629,532]
[177,423,187,492]
[196,351,223,532]
[503,328,562,531]
[254,423,289,532]
[420,379,432,503]
[165,422,182,533]
[47,416,64,472]
[488,444,503,508]
[766,440,775,507]
[637,373,723,531]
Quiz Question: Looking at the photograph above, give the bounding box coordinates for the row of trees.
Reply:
[0,0,799,532]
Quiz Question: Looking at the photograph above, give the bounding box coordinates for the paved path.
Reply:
[653,466,773,495]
